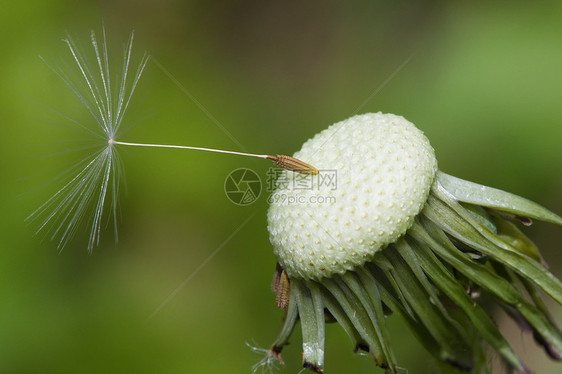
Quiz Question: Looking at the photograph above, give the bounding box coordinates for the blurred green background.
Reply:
[2,1,562,373]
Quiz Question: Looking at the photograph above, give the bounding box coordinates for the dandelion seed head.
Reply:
[264,113,562,373]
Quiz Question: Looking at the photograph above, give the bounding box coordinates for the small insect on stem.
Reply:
[271,262,291,309]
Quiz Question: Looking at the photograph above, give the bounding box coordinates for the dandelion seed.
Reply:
[29,27,315,252]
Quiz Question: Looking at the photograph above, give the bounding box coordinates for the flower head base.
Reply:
[265,113,562,373]
[268,113,437,279]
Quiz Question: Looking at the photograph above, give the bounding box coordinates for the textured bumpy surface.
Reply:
[267,113,438,279]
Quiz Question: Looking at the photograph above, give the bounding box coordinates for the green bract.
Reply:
[263,113,562,374]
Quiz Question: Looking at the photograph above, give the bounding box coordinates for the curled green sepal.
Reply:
[268,280,299,361]
[323,276,388,369]
[429,183,562,306]
[340,271,397,372]
[293,279,325,373]
[436,172,562,226]
[384,250,474,370]
[416,209,562,357]
[403,229,525,371]
[495,216,544,264]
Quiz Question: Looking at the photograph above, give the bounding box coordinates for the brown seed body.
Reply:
[267,155,319,175]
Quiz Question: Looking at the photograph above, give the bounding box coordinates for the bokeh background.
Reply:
[2,1,562,373]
